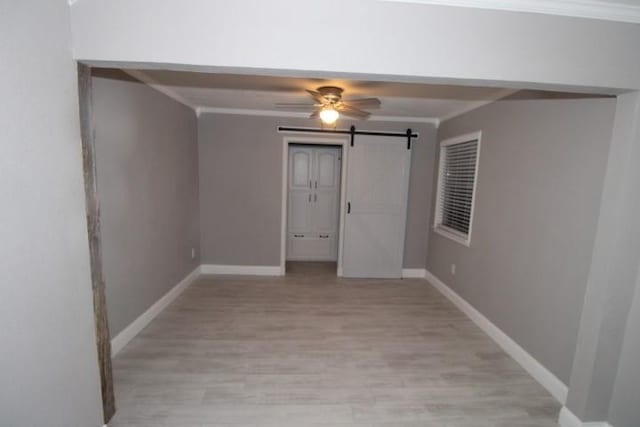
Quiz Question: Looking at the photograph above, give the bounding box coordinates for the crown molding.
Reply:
[196,107,310,119]
[439,88,518,122]
[380,0,640,24]
[122,70,196,111]
[197,106,440,125]
[369,114,440,125]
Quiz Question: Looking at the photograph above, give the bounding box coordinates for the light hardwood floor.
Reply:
[109,263,560,426]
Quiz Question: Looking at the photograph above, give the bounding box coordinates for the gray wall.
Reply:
[564,92,640,423]
[92,70,200,336]
[609,266,640,427]
[198,114,436,268]
[427,96,616,383]
[0,2,104,426]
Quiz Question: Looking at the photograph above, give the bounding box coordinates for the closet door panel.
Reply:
[288,146,313,236]
[290,148,313,190]
[311,148,341,234]
[288,192,312,232]
[315,150,340,189]
[288,233,335,261]
[312,192,338,233]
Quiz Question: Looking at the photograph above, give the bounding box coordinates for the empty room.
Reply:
[3,2,640,427]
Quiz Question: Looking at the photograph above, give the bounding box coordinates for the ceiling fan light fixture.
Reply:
[319,105,339,125]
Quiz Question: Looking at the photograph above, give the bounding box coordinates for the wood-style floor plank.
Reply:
[109,262,560,426]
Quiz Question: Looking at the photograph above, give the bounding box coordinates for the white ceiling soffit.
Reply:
[381,0,640,24]
[124,69,195,109]
[71,0,640,23]
[123,69,521,124]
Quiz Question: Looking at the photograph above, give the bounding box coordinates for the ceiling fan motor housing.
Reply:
[317,86,344,103]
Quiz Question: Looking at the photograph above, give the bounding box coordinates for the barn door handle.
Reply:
[347,202,351,214]
[314,194,317,202]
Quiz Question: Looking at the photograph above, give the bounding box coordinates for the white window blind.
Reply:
[434,132,481,246]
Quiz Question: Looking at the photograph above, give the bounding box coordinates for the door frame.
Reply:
[280,135,349,275]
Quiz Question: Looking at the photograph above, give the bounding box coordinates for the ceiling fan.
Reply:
[275,86,381,125]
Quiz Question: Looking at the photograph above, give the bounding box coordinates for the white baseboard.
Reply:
[558,406,613,427]
[402,268,427,278]
[559,407,584,427]
[200,264,282,276]
[110,266,201,356]
[424,270,569,404]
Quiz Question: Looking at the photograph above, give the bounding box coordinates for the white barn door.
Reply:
[342,135,412,278]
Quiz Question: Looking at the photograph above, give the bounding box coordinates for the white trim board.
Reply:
[424,270,569,404]
[401,268,427,278]
[200,264,282,276]
[110,266,201,356]
[558,406,614,427]
[381,0,640,24]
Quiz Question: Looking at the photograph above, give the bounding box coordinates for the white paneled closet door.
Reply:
[287,145,341,261]
[342,135,411,278]
[312,149,341,233]
[288,147,313,233]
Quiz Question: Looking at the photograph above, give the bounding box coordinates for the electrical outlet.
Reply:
[451,264,456,275]
[191,248,196,259]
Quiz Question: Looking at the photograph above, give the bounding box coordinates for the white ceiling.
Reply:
[70,0,640,23]
[382,0,640,23]
[130,69,518,122]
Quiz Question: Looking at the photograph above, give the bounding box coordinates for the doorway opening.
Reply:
[280,137,348,276]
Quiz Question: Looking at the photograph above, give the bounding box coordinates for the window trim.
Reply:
[433,131,482,247]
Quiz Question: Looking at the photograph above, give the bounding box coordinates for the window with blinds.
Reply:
[434,131,481,246]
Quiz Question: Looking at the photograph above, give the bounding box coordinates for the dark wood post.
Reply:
[77,63,116,423]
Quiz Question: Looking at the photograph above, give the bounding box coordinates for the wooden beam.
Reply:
[77,63,116,423]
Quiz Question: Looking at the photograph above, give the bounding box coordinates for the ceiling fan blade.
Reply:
[343,98,381,108]
[306,89,327,104]
[336,104,371,119]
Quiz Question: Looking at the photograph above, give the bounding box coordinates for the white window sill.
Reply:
[433,225,471,247]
